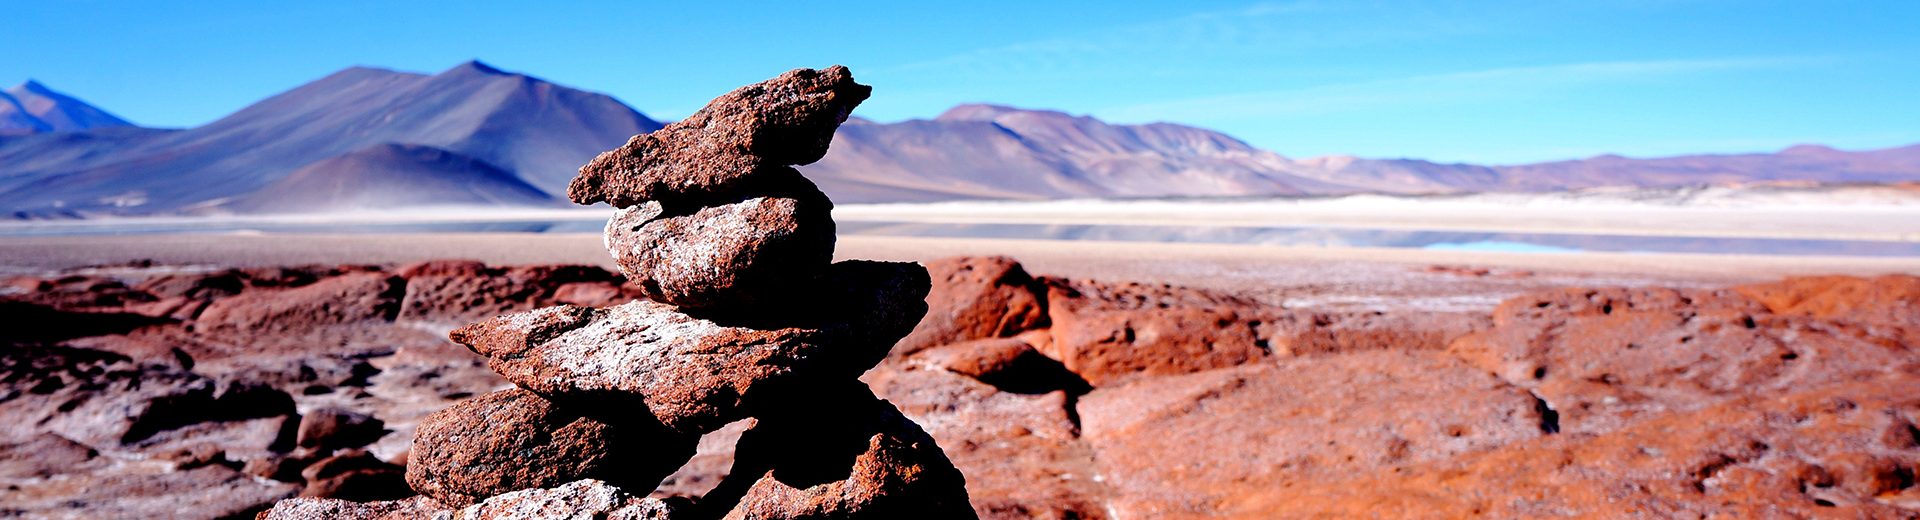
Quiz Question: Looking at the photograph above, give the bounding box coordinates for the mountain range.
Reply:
[1,80,133,135]
[3,61,1918,218]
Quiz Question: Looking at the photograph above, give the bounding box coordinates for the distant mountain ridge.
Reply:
[0,61,659,217]
[3,64,1918,217]
[800,103,1920,201]
[0,81,133,135]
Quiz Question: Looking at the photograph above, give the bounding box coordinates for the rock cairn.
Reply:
[260,66,976,519]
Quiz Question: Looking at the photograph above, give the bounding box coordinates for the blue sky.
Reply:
[4,1,1916,164]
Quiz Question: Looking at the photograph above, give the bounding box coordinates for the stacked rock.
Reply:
[259,66,975,520]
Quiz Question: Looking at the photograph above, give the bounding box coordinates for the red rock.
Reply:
[1735,274,1920,346]
[909,337,1089,395]
[1448,286,1919,435]
[0,433,103,479]
[299,450,410,502]
[702,381,976,519]
[395,260,626,322]
[254,495,444,520]
[261,480,688,520]
[0,300,167,343]
[2,463,298,519]
[868,363,1106,519]
[1040,279,1268,386]
[197,272,405,333]
[295,408,387,452]
[1237,376,1920,518]
[134,269,247,300]
[451,302,828,435]
[1255,308,1487,356]
[605,189,834,311]
[452,261,929,435]
[404,389,694,506]
[568,66,871,208]
[894,256,1048,358]
[1076,350,1546,517]
[454,479,687,520]
[0,344,290,448]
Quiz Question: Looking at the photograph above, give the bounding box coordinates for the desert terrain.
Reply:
[3,230,1918,518]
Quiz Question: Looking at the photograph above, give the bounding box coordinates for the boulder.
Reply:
[0,344,290,448]
[261,479,686,520]
[405,389,694,506]
[197,272,404,332]
[568,65,871,208]
[605,187,834,311]
[254,495,444,520]
[910,337,1089,395]
[296,407,387,452]
[868,363,1104,519]
[701,381,976,519]
[1040,279,1269,386]
[300,450,411,502]
[894,256,1048,357]
[1448,286,1920,435]
[451,261,929,435]
[395,260,626,322]
[0,462,297,519]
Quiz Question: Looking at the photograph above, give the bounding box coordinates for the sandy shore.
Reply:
[5,233,1917,312]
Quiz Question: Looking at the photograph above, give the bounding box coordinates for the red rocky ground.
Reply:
[1,256,1915,518]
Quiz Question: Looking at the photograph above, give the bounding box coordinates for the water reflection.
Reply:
[837,221,1920,257]
[4,217,1917,257]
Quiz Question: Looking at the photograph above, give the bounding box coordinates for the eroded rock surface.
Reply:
[405,388,694,506]
[702,382,976,520]
[568,66,870,208]
[605,189,834,310]
[451,261,929,435]
[261,479,686,520]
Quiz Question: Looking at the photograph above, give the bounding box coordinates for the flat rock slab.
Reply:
[452,261,928,436]
[568,65,870,208]
[1077,349,1546,518]
[605,185,834,311]
[262,479,684,520]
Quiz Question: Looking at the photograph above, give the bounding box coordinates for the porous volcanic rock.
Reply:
[255,495,446,520]
[568,66,870,208]
[1448,286,1920,435]
[299,449,410,501]
[1241,376,1920,518]
[450,302,831,436]
[1077,350,1546,517]
[0,343,292,448]
[910,337,1089,395]
[1040,279,1270,387]
[1735,274,1920,346]
[261,479,686,520]
[295,407,387,452]
[0,433,106,479]
[605,187,834,310]
[196,271,404,333]
[395,260,630,323]
[893,256,1048,358]
[454,479,687,520]
[2,461,299,519]
[404,388,695,507]
[700,381,976,520]
[868,360,1106,519]
[451,261,929,435]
